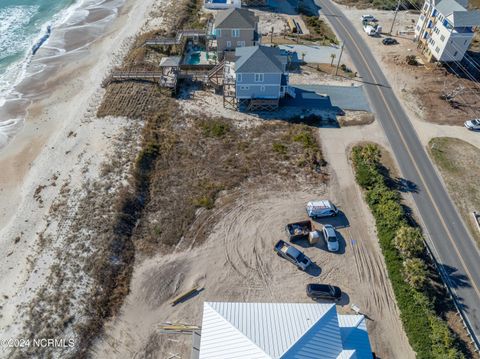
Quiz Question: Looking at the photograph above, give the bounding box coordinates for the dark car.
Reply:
[382,37,398,45]
[306,284,342,301]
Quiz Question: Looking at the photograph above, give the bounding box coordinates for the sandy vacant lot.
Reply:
[93,119,412,359]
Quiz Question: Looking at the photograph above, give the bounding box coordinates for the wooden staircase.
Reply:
[207,60,225,87]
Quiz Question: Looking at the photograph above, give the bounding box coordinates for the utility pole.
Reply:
[335,43,345,76]
[389,0,402,35]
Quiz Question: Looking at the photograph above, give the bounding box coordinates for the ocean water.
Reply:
[0,0,125,148]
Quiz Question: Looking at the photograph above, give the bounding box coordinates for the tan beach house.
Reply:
[213,8,259,59]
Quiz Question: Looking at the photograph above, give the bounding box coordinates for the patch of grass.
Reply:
[429,138,461,173]
[200,119,231,138]
[334,0,422,10]
[193,195,215,209]
[272,142,288,155]
[302,16,338,45]
[351,144,469,359]
[428,137,480,244]
[292,129,317,149]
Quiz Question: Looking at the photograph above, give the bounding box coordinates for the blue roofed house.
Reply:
[223,45,295,110]
[195,302,373,359]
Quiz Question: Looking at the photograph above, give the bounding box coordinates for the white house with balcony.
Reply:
[414,0,480,62]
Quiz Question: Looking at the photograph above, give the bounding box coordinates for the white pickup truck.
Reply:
[364,23,382,36]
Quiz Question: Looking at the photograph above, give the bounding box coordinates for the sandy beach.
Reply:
[0,0,166,356]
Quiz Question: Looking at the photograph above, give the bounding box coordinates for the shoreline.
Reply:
[0,0,163,353]
[0,0,127,150]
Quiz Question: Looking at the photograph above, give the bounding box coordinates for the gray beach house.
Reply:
[223,45,294,110]
[213,8,259,59]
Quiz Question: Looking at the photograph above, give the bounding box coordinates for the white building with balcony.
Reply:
[414,0,480,62]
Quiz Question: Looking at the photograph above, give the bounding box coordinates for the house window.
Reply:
[254,73,264,82]
[232,29,240,38]
[440,34,445,41]
[215,29,221,38]
[260,85,265,92]
[435,46,440,53]
[237,73,242,82]
[237,41,245,47]
[240,85,249,90]
[453,50,458,57]
[226,41,232,48]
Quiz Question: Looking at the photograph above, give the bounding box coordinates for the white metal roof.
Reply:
[338,315,372,359]
[199,302,373,359]
[307,200,334,209]
[435,0,480,27]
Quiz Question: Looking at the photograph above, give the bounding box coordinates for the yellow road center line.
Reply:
[322,0,480,298]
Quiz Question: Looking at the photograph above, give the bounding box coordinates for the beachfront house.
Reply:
[414,0,480,62]
[204,0,241,10]
[213,8,259,59]
[223,45,294,110]
[194,302,373,359]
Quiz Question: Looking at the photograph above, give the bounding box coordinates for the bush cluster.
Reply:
[351,144,463,359]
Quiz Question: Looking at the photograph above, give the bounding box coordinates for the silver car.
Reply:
[322,225,339,252]
[465,119,480,131]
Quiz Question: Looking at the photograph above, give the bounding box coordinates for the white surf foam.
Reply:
[0,0,126,149]
[0,118,23,148]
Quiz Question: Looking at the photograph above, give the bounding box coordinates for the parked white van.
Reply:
[306,200,338,218]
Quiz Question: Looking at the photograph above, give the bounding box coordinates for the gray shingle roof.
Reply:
[235,46,287,73]
[214,8,257,29]
[436,0,480,26]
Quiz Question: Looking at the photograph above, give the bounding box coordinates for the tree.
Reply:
[403,258,428,289]
[330,53,336,67]
[394,225,425,258]
[360,143,381,165]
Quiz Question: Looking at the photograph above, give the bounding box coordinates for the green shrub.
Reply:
[395,226,425,258]
[351,144,464,359]
[272,142,288,155]
[193,195,215,209]
[292,130,317,150]
[403,258,429,289]
[200,119,231,138]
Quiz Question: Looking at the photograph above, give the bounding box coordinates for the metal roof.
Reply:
[214,8,257,29]
[338,315,372,359]
[199,302,373,359]
[307,200,334,209]
[436,0,466,15]
[435,0,480,26]
[235,46,286,73]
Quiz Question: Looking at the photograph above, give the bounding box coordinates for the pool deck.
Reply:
[183,50,217,65]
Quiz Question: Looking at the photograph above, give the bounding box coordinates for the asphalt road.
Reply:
[315,0,480,346]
